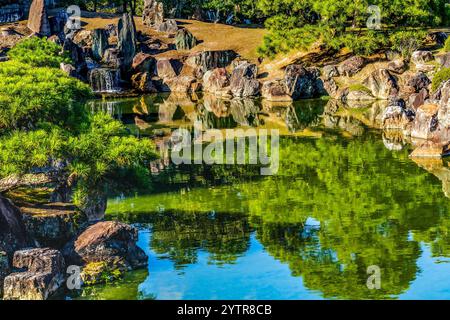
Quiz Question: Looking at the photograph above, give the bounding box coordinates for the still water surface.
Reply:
[73,94,450,300]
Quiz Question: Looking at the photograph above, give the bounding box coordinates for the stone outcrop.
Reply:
[142,0,164,28]
[363,69,398,99]
[186,50,237,76]
[91,28,109,61]
[156,58,181,79]
[62,221,147,270]
[345,88,376,101]
[410,103,439,139]
[322,65,339,79]
[157,19,178,33]
[387,59,407,74]
[411,50,434,72]
[27,0,51,36]
[382,103,414,130]
[406,72,431,93]
[103,48,121,68]
[175,28,197,50]
[230,62,260,98]
[261,79,292,102]
[132,52,155,74]
[202,68,230,94]
[3,248,65,300]
[0,251,10,297]
[0,196,29,257]
[338,56,366,77]
[118,13,137,74]
[436,53,450,68]
[131,72,157,93]
[285,65,325,99]
[164,76,201,93]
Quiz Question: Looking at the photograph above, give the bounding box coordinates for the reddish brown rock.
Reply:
[131,72,157,93]
[338,56,366,77]
[202,68,230,94]
[411,103,439,139]
[156,58,181,79]
[261,79,292,102]
[132,52,155,74]
[165,76,201,93]
[62,221,147,270]
[27,0,51,36]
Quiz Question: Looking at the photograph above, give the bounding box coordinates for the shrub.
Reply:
[432,67,450,92]
[8,37,70,68]
[389,30,427,59]
[444,37,450,52]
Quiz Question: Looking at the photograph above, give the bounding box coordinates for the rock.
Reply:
[322,65,339,79]
[382,104,414,129]
[387,59,407,74]
[77,188,107,222]
[363,69,399,99]
[186,50,237,76]
[408,88,429,111]
[285,65,325,99]
[131,72,157,93]
[60,62,77,78]
[118,13,137,73]
[62,38,87,77]
[91,29,109,61]
[88,68,121,93]
[411,103,439,139]
[345,88,376,101]
[410,141,450,158]
[132,52,155,74]
[261,79,292,102]
[175,28,197,50]
[427,31,448,46]
[165,75,201,93]
[0,251,10,297]
[230,62,260,98]
[80,261,125,286]
[142,0,164,27]
[27,0,51,36]
[104,24,118,38]
[102,48,121,68]
[156,58,181,79]
[323,78,341,99]
[62,221,147,270]
[202,68,230,94]
[3,248,65,300]
[73,29,93,47]
[0,196,29,257]
[22,207,85,249]
[411,50,434,72]
[437,80,450,127]
[338,56,366,77]
[157,19,178,33]
[436,53,450,68]
[407,72,431,92]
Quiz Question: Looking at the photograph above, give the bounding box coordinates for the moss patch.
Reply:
[432,67,450,92]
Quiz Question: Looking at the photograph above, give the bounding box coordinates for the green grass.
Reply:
[432,67,450,92]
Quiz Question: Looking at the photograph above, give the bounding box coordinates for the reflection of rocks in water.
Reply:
[229,99,260,127]
[412,158,450,198]
[382,130,406,151]
[147,212,252,268]
[158,93,197,123]
[89,100,122,119]
[409,139,450,159]
[203,94,231,118]
[338,116,365,136]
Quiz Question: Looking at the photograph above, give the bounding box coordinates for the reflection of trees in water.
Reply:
[147,212,253,269]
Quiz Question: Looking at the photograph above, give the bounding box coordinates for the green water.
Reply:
[73,94,450,300]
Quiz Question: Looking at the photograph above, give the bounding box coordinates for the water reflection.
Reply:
[82,94,450,300]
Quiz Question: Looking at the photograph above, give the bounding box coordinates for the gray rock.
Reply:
[27,0,51,36]
[230,62,260,98]
[322,65,339,79]
[118,13,137,74]
[157,19,178,33]
[285,65,325,99]
[142,0,164,27]
[261,79,292,102]
[436,53,450,68]
[0,196,29,257]
[186,50,237,76]
[0,251,10,298]
[3,248,65,300]
[175,28,197,50]
[338,56,366,77]
[203,68,230,94]
[91,28,109,61]
[363,69,398,99]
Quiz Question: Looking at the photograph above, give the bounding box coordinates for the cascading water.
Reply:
[88,68,122,93]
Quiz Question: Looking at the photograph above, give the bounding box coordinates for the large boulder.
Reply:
[230,62,260,98]
[406,72,431,93]
[164,76,201,93]
[142,0,164,27]
[437,80,450,127]
[132,52,155,74]
[0,251,10,297]
[156,58,181,79]
[387,59,407,74]
[261,79,292,102]
[382,104,414,130]
[62,221,147,270]
[285,65,325,99]
[118,13,137,74]
[0,196,29,257]
[91,28,109,61]
[363,69,398,99]
[175,28,197,50]
[338,56,366,77]
[27,0,51,36]
[102,48,121,68]
[3,248,65,300]
[186,50,237,76]
[131,72,157,93]
[411,50,434,72]
[411,103,439,139]
[436,53,450,68]
[202,68,230,94]
[157,19,179,33]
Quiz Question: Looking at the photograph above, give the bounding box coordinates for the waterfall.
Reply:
[88,68,122,93]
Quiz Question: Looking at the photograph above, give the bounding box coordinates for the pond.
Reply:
[72,94,450,300]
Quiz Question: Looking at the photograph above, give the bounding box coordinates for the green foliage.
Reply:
[432,67,450,92]
[389,30,427,59]
[444,37,450,52]
[0,61,92,132]
[8,37,70,68]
